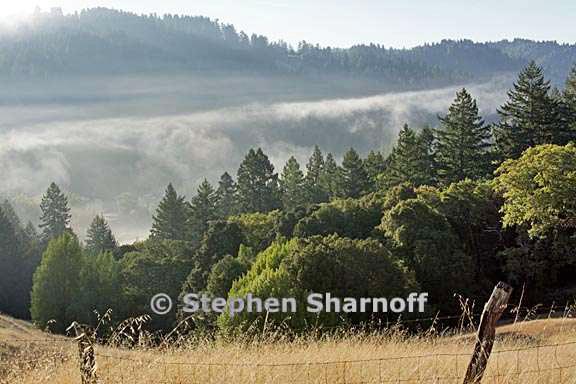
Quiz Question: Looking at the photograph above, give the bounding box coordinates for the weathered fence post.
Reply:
[70,323,98,384]
[463,281,512,384]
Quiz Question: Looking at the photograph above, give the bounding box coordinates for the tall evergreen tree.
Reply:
[280,156,307,210]
[494,61,567,159]
[0,201,41,319]
[564,66,576,137]
[381,124,436,187]
[150,183,190,241]
[363,150,386,191]
[236,148,281,213]
[215,172,237,218]
[0,207,21,315]
[566,65,576,107]
[304,145,328,204]
[85,215,118,256]
[320,153,341,199]
[39,182,71,243]
[436,88,492,184]
[189,179,218,242]
[340,148,370,198]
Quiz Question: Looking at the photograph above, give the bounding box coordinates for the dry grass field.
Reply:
[1,314,576,384]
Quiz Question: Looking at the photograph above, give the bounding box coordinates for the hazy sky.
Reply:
[1,0,575,48]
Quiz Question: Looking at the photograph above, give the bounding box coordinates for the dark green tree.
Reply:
[121,240,193,330]
[566,65,576,107]
[280,156,307,210]
[206,255,248,298]
[236,148,281,213]
[215,172,237,218]
[494,61,567,159]
[303,145,328,204]
[30,232,83,333]
[564,66,576,137]
[340,148,370,198]
[0,207,21,315]
[320,153,341,199]
[381,124,436,187]
[76,252,122,326]
[39,182,71,243]
[150,183,190,241]
[182,220,245,294]
[435,88,492,184]
[85,215,118,256]
[363,151,386,191]
[0,201,41,319]
[189,179,217,242]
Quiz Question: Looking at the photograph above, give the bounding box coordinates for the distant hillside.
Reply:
[1,8,574,88]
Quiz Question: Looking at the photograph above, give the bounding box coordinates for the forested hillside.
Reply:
[2,61,575,335]
[1,8,575,86]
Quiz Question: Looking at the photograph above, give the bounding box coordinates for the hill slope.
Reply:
[1,8,575,87]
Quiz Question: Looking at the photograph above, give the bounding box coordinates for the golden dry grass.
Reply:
[2,316,576,384]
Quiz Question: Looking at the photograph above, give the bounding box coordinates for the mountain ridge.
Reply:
[1,7,574,87]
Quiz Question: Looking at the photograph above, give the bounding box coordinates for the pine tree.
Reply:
[320,153,341,199]
[495,62,566,159]
[189,179,217,242]
[236,148,281,213]
[340,148,370,198]
[0,207,20,314]
[566,65,576,107]
[85,215,118,256]
[436,88,492,184]
[363,150,386,191]
[30,232,83,333]
[304,145,328,204]
[150,183,190,241]
[39,182,71,243]
[418,126,438,183]
[0,202,40,318]
[215,172,237,218]
[280,156,307,210]
[564,66,576,138]
[381,124,436,187]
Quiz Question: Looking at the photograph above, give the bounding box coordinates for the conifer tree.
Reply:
[150,183,190,241]
[436,88,492,184]
[340,148,370,198]
[363,150,386,191]
[85,215,118,256]
[0,202,40,318]
[564,66,576,137]
[566,65,576,107]
[304,145,328,204]
[0,207,20,314]
[189,179,217,242]
[215,172,237,218]
[280,156,307,211]
[494,61,567,159]
[236,148,281,213]
[320,153,341,199]
[381,124,436,187]
[39,182,71,243]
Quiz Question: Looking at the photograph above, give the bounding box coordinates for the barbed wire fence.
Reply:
[90,340,576,384]
[2,328,576,383]
[1,297,575,384]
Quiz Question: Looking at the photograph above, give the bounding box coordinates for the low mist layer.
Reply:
[0,75,510,242]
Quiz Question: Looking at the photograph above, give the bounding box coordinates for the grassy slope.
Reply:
[1,314,576,383]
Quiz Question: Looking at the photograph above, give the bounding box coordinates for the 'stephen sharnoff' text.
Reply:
[178,293,428,317]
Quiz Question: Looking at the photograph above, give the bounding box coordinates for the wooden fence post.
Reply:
[463,281,512,384]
